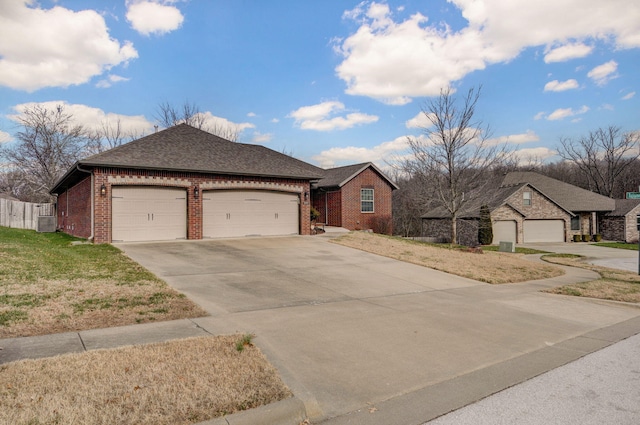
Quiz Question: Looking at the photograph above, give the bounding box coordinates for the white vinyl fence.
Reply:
[0,198,55,230]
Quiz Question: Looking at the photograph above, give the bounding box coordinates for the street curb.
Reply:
[199,397,307,425]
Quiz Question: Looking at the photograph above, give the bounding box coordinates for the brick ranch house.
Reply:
[422,171,637,245]
[312,162,398,235]
[50,124,396,243]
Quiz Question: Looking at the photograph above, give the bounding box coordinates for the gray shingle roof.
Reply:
[314,162,399,190]
[605,199,640,217]
[421,184,524,219]
[501,171,615,212]
[81,124,324,179]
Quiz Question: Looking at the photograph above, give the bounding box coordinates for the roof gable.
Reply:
[315,162,399,190]
[501,171,614,212]
[606,199,640,217]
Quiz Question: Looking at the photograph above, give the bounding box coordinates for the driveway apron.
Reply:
[119,237,640,423]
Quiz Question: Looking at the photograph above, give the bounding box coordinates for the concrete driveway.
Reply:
[520,242,639,272]
[119,236,640,424]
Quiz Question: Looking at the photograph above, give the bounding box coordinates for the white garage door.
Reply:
[523,220,565,243]
[112,187,187,242]
[492,221,517,245]
[203,190,299,238]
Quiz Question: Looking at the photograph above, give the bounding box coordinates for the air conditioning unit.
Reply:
[37,216,56,233]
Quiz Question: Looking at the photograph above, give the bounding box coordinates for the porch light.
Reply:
[100,184,106,197]
[304,191,309,201]
[194,186,199,199]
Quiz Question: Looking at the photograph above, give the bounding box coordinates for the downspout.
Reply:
[76,164,94,241]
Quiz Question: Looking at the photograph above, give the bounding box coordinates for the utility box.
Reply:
[37,216,56,233]
[498,241,515,253]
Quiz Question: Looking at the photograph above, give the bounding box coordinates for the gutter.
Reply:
[75,164,94,242]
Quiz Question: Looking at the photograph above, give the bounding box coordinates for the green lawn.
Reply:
[0,227,206,338]
[593,242,639,250]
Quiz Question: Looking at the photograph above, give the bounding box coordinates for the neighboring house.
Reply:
[599,199,640,244]
[422,171,620,245]
[50,124,396,243]
[312,162,398,235]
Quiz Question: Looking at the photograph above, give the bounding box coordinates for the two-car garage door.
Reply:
[203,191,299,238]
[492,219,565,244]
[111,187,299,242]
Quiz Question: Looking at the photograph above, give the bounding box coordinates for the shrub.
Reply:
[310,206,320,222]
[477,205,493,245]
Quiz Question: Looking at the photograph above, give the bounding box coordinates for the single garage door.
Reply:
[523,220,565,243]
[203,190,299,238]
[492,220,517,245]
[112,187,187,242]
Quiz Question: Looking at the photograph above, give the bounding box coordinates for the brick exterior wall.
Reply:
[422,218,478,245]
[312,191,341,226]
[56,176,92,238]
[63,168,311,243]
[340,167,393,235]
[599,206,640,243]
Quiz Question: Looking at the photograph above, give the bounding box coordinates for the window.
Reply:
[571,216,580,231]
[361,188,374,213]
[523,191,531,206]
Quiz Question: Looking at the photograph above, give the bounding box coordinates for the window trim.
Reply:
[361,188,374,213]
[523,191,531,206]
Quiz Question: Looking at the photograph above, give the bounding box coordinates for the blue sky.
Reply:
[1,0,638,170]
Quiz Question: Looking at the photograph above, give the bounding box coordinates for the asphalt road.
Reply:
[426,332,640,425]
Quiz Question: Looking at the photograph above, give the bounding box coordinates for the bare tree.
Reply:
[402,86,510,244]
[86,118,143,154]
[154,100,239,142]
[556,126,640,197]
[0,104,91,202]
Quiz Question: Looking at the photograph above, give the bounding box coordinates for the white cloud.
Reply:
[312,135,413,168]
[271,118,280,123]
[288,101,378,131]
[486,130,539,146]
[622,91,636,100]
[126,1,184,36]
[588,60,619,86]
[251,132,273,143]
[96,74,130,88]
[534,112,546,121]
[0,0,138,91]
[513,147,557,165]
[9,101,155,135]
[546,105,589,121]
[405,111,435,129]
[544,79,579,92]
[0,130,12,144]
[544,43,593,63]
[194,111,255,135]
[335,0,640,103]
[247,112,257,117]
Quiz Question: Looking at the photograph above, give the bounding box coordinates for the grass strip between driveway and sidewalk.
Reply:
[331,232,563,284]
[0,227,208,338]
[542,254,640,303]
[0,335,292,425]
[592,242,639,251]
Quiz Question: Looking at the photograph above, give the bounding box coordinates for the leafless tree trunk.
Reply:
[556,126,640,197]
[0,105,91,202]
[86,118,143,154]
[402,86,510,244]
[154,101,239,142]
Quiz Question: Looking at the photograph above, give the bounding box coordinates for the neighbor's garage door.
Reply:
[523,220,565,243]
[492,220,517,245]
[203,190,299,238]
[112,187,187,242]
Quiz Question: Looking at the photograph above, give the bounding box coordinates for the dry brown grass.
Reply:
[543,255,640,303]
[0,335,292,425]
[331,232,563,284]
